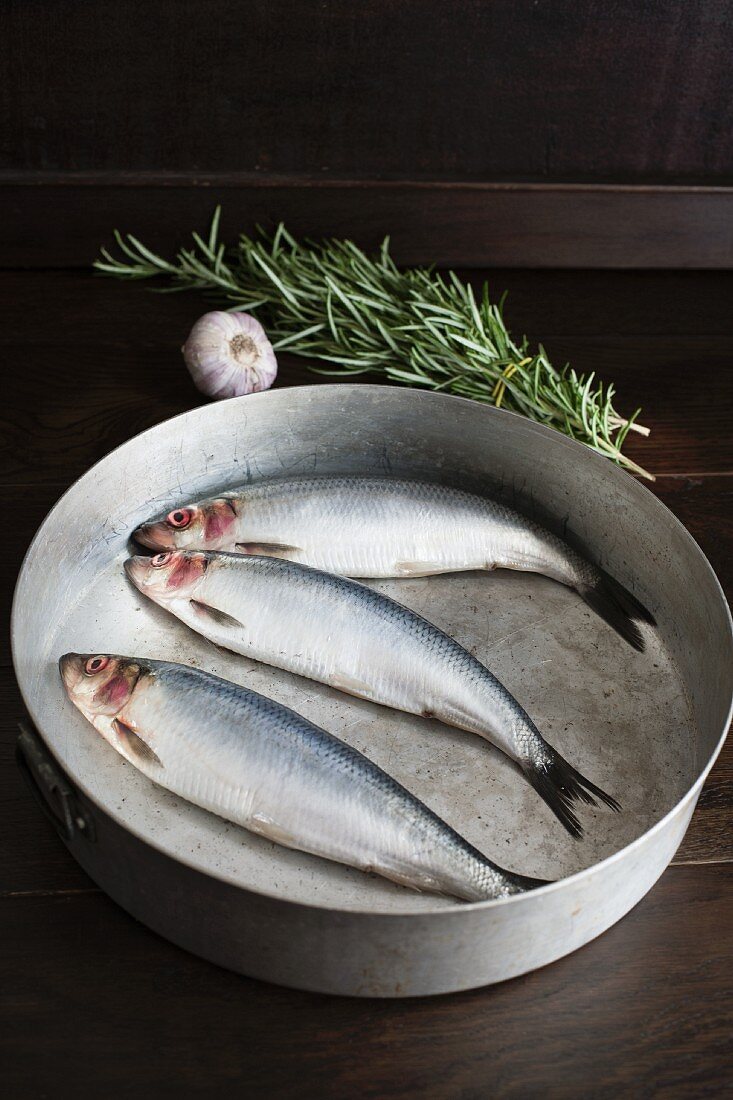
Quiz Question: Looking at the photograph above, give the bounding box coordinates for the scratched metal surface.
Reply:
[12,386,732,919]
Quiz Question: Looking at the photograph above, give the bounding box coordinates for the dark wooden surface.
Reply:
[3,179,733,269]
[4,1,732,182]
[2,267,732,1097]
[3,1,733,272]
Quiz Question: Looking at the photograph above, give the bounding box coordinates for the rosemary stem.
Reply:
[609,417,651,437]
[93,210,652,480]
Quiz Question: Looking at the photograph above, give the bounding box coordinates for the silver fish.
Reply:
[133,475,654,652]
[125,550,620,837]
[59,652,548,901]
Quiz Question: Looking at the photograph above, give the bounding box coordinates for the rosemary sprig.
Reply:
[95,208,651,479]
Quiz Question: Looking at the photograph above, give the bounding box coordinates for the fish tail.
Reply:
[468,858,553,900]
[523,748,621,839]
[503,870,553,894]
[577,568,655,652]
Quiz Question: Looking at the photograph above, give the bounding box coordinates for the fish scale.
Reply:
[234,476,565,579]
[134,474,654,654]
[125,550,622,837]
[183,555,518,733]
[60,654,544,901]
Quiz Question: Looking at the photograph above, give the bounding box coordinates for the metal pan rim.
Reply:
[12,384,733,919]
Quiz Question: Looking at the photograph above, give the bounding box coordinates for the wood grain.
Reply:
[2,179,733,268]
[1,866,731,1097]
[4,1,732,182]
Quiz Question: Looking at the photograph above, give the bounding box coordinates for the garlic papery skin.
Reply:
[182,311,278,398]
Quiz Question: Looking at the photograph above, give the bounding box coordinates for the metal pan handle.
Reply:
[16,721,96,843]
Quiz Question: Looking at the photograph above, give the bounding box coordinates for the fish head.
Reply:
[59,653,160,762]
[124,550,209,604]
[133,496,238,551]
[59,652,142,722]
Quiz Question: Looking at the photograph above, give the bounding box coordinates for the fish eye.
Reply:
[151,552,173,568]
[166,508,192,529]
[85,655,110,675]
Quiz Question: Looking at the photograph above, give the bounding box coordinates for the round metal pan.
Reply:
[11,385,733,997]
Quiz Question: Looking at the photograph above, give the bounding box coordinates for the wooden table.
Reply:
[2,268,731,1097]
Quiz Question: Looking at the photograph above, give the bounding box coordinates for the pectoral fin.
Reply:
[190,599,243,629]
[235,542,300,558]
[113,719,162,767]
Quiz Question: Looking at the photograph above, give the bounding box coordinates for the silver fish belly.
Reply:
[125,552,620,837]
[59,654,547,901]
[134,476,654,651]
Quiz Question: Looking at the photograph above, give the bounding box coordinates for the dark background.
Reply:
[3,0,733,267]
[2,3,733,1096]
[4,0,732,181]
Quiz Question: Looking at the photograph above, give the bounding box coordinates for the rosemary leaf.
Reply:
[94,209,651,479]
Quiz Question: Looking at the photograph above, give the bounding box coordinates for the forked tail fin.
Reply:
[577,568,655,652]
[523,749,621,839]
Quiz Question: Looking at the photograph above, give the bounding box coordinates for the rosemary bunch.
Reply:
[95,208,651,478]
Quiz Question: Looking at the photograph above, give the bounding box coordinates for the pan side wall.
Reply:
[64,781,698,997]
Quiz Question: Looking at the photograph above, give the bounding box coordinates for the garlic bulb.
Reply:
[182,311,278,398]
